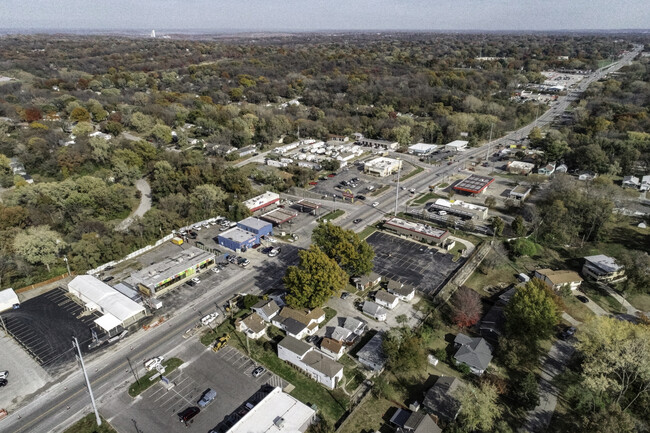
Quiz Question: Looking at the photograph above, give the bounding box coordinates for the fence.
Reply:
[434,241,491,304]
[15,272,75,294]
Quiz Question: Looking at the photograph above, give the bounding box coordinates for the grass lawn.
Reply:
[562,296,595,323]
[358,225,378,240]
[400,165,424,181]
[626,293,650,311]
[338,395,393,433]
[464,263,518,297]
[318,209,345,222]
[128,358,184,397]
[370,185,390,196]
[200,313,242,346]
[323,306,338,325]
[411,191,444,205]
[64,414,117,433]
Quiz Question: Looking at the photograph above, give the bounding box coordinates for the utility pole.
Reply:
[73,336,101,426]
[63,255,71,277]
[127,356,140,385]
[394,159,402,216]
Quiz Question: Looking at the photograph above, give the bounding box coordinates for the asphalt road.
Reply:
[4,45,642,433]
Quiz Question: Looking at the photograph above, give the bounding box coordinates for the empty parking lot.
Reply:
[366,231,463,295]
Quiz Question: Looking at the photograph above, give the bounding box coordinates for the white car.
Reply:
[144,357,164,371]
[201,312,219,326]
[268,248,280,257]
[372,202,379,207]
[267,237,277,243]
[211,267,220,274]
[191,277,201,284]
[0,371,8,380]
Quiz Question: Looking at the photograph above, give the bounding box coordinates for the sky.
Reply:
[1,0,648,32]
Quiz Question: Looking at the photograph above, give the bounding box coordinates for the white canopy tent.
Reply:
[0,288,19,313]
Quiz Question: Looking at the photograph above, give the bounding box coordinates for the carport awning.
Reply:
[94,313,122,332]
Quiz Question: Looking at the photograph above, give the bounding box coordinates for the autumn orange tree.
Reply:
[450,286,482,328]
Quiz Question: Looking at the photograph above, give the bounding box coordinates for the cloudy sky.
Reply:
[1,0,648,32]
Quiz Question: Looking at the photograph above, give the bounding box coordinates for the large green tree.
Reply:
[505,278,561,342]
[382,328,426,373]
[189,184,227,220]
[284,245,347,309]
[312,222,375,276]
[13,225,66,271]
[455,382,503,431]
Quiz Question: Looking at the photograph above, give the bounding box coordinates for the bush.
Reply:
[455,362,471,375]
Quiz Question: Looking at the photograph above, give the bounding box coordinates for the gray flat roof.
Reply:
[238,217,272,231]
[131,246,215,288]
[219,227,258,243]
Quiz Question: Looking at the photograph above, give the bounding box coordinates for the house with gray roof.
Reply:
[391,409,442,433]
[423,376,462,422]
[252,299,280,322]
[356,332,387,372]
[387,280,415,302]
[354,272,382,291]
[362,301,387,321]
[375,290,399,310]
[453,334,493,375]
[277,336,344,389]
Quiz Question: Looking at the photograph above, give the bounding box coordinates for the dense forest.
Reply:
[0,33,646,288]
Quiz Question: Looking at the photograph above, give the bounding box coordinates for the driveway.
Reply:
[573,289,608,317]
[115,178,152,231]
[522,339,575,432]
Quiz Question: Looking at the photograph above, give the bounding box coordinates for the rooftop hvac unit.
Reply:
[274,417,285,428]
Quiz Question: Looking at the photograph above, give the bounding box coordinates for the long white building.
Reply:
[364,157,402,177]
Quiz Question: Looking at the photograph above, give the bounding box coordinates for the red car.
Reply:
[309,181,318,185]
[327,173,336,178]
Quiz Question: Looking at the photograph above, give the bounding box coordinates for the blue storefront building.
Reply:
[217,217,273,251]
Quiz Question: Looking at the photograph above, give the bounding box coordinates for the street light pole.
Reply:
[63,256,71,277]
[394,159,401,216]
[73,336,102,426]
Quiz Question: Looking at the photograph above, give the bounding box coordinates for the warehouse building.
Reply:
[506,161,535,175]
[358,138,399,150]
[452,174,495,195]
[243,191,281,213]
[364,157,403,177]
[408,143,438,155]
[445,140,469,152]
[129,246,215,296]
[68,275,147,334]
[218,217,273,251]
[430,198,489,220]
[384,217,450,245]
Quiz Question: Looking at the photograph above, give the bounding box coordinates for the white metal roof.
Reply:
[445,140,469,148]
[68,276,145,322]
[0,288,19,313]
[229,387,315,433]
[243,192,280,210]
[408,143,438,152]
[94,313,123,332]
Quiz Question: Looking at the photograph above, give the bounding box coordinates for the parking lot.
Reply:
[1,287,104,371]
[108,343,285,433]
[366,232,463,295]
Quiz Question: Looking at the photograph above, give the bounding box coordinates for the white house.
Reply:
[622,176,640,188]
[533,269,583,291]
[236,312,268,339]
[453,334,493,376]
[278,336,344,389]
[387,280,415,302]
[362,301,387,321]
[251,299,280,322]
[374,290,399,310]
[320,337,345,360]
[272,307,325,340]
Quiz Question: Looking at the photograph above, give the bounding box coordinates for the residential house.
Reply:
[640,175,650,192]
[362,301,387,321]
[320,337,345,360]
[208,143,236,157]
[387,280,415,302]
[354,272,382,291]
[479,305,506,346]
[578,172,597,181]
[423,376,462,422]
[622,176,640,188]
[533,269,583,291]
[555,164,568,173]
[342,317,366,336]
[252,299,280,322]
[375,290,399,310]
[237,145,257,157]
[453,334,493,376]
[356,332,387,372]
[267,289,286,307]
[582,255,626,283]
[391,410,442,433]
[538,162,556,176]
[506,161,535,175]
[277,336,344,389]
[329,326,353,343]
[272,307,326,339]
[236,312,268,339]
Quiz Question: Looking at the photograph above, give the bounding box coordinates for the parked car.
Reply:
[268,248,281,257]
[308,181,318,186]
[211,267,220,274]
[186,280,197,287]
[327,173,336,178]
[252,243,261,249]
[340,292,350,300]
[197,389,217,408]
[201,313,219,326]
[191,277,201,284]
[559,326,576,340]
[102,276,114,283]
[372,202,379,207]
[0,371,8,380]
[306,335,319,343]
[252,366,265,378]
[0,379,7,387]
[352,218,362,224]
[577,295,590,303]
[178,407,200,423]
[261,246,273,254]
